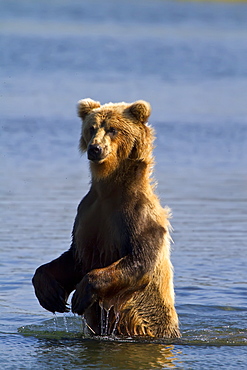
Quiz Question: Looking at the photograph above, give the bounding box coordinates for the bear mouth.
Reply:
[89,157,106,164]
[88,154,106,163]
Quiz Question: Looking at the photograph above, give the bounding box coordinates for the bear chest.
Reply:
[74,199,131,271]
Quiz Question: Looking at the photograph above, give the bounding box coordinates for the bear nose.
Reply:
[87,144,103,161]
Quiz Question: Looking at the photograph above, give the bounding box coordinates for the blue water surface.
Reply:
[1,0,247,369]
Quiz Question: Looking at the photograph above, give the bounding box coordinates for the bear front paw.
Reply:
[71,275,97,315]
[32,267,69,314]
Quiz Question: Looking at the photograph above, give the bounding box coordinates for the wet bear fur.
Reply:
[32,98,180,338]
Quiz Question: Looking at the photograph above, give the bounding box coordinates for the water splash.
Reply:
[100,305,106,336]
[63,314,68,333]
[105,307,111,336]
[98,301,116,336]
[53,313,57,331]
[111,312,120,336]
[99,302,119,337]
[81,314,95,335]
[80,314,87,334]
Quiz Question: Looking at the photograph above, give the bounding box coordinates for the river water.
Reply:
[1,0,247,369]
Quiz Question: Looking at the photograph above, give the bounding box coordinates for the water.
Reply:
[1,0,247,368]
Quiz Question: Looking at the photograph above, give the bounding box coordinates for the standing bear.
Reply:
[32,99,180,338]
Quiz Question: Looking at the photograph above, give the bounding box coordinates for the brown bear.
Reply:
[32,99,180,338]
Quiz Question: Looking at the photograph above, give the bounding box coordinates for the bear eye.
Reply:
[108,127,117,136]
[89,126,95,136]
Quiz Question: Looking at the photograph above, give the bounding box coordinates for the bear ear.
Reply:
[77,98,101,120]
[127,100,151,124]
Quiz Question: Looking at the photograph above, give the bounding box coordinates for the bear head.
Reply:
[77,98,154,180]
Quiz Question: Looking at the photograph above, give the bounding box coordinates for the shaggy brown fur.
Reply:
[32,99,180,338]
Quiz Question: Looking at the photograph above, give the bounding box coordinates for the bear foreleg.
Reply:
[71,257,149,315]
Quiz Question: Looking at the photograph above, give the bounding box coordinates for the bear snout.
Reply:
[87,144,103,161]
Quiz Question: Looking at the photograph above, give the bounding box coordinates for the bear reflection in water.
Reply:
[32,99,180,339]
